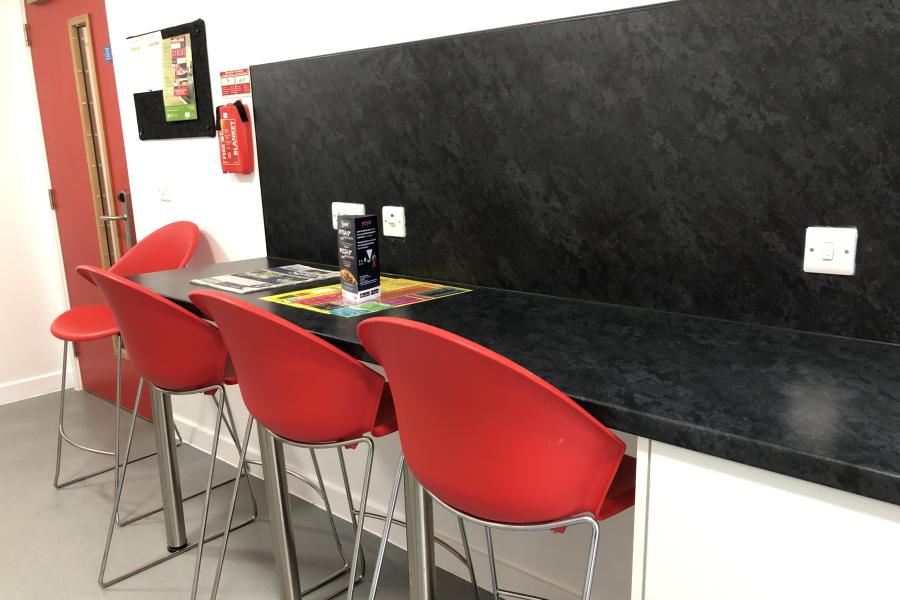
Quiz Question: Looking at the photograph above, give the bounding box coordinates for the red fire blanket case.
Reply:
[216,100,253,174]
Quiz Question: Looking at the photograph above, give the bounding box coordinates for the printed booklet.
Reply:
[190,264,338,294]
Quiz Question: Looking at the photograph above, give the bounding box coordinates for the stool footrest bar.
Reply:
[496,590,550,600]
[351,508,471,567]
[55,447,160,489]
[116,473,245,527]
[100,511,256,588]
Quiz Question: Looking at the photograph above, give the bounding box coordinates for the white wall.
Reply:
[0,0,71,406]
[105,2,669,597]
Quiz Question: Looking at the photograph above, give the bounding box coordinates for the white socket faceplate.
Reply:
[331,202,366,229]
[382,206,406,238]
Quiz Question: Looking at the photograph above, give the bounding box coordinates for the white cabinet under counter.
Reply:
[631,441,900,600]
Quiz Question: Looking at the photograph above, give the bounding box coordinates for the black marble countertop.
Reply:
[132,257,900,506]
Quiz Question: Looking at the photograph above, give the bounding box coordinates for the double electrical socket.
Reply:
[330,202,407,238]
[331,202,366,229]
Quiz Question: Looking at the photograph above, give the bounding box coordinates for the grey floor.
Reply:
[0,390,484,599]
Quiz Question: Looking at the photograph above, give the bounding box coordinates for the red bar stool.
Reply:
[49,220,199,497]
[191,292,483,600]
[358,317,637,600]
[79,266,257,592]
[189,290,399,600]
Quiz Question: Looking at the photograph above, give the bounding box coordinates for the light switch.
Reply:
[803,227,857,276]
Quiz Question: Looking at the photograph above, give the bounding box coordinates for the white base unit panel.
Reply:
[643,441,900,600]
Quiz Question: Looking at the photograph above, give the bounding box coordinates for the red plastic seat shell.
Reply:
[357,317,635,525]
[51,221,200,343]
[370,386,398,437]
[596,454,636,521]
[106,221,199,277]
[50,305,118,342]
[80,266,230,392]
[189,290,396,444]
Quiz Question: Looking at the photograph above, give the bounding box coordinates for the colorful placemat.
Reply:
[261,276,471,317]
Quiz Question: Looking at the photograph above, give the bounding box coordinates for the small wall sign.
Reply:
[220,68,251,98]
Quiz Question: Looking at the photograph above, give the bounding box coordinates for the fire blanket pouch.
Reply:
[216,100,253,174]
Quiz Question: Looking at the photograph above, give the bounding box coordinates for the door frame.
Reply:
[67,13,123,269]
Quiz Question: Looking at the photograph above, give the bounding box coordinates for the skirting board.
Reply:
[0,370,74,407]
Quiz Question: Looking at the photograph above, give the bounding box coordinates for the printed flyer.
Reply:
[162,33,196,121]
[262,277,471,318]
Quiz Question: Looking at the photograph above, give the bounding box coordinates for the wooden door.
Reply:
[25,0,149,418]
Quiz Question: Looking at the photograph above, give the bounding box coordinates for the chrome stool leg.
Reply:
[256,434,378,600]
[337,447,367,579]
[485,528,500,599]
[432,494,602,600]
[113,335,123,491]
[458,517,480,599]
[367,454,406,600]
[54,338,126,490]
[113,410,213,528]
[210,415,256,599]
[53,339,71,489]
[289,436,375,598]
[339,445,480,597]
[210,426,362,598]
[190,386,259,599]
[312,449,355,570]
[367,455,602,600]
[54,337,160,495]
[210,430,378,599]
[98,383,257,589]
[219,388,259,519]
[344,438,374,600]
[580,520,601,600]
[99,379,159,586]
[209,422,358,599]
[191,386,228,599]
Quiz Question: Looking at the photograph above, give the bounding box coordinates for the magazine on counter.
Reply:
[190,264,338,294]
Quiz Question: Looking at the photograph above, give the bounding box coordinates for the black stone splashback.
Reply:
[252,0,900,343]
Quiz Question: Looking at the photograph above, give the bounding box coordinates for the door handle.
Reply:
[98,190,134,251]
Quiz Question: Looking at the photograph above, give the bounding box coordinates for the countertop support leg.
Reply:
[403,462,436,599]
[152,386,186,550]
[259,426,302,600]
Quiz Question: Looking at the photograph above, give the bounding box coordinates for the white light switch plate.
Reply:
[382,206,406,237]
[331,202,366,229]
[803,226,857,276]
